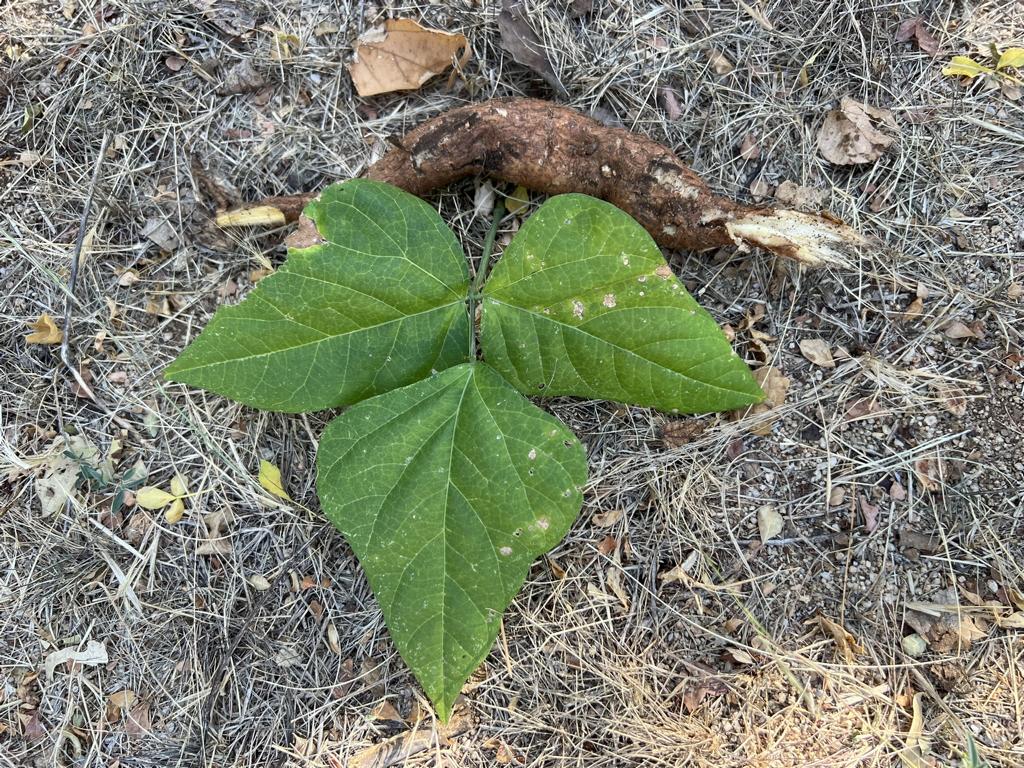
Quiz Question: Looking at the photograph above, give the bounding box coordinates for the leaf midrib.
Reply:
[486,299,755,398]
[168,299,467,376]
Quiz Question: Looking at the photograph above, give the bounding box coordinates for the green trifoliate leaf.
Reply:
[480,194,763,413]
[317,362,586,721]
[165,179,470,412]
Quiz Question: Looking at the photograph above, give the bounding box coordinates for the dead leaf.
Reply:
[817,614,864,662]
[141,216,180,252]
[817,97,897,165]
[943,320,977,340]
[498,0,567,97]
[592,508,623,527]
[217,58,265,95]
[858,494,879,533]
[756,366,789,408]
[799,338,835,368]
[660,419,707,447]
[774,180,826,210]
[44,640,108,678]
[706,48,734,75]
[895,17,939,55]
[844,396,883,421]
[348,18,470,97]
[164,54,186,71]
[757,505,784,543]
[828,486,846,506]
[350,709,474,767]
[25,313,63,345]
[269,31,301,62]
[996,612,1024,630]
[738,133,760,161]
[659,85,682,121]
[196,509,234,555]
[749,177,771,201]
[913,457,943,492]
[606,567,630,611]
[124,698,152,737]
[258,459,291,500]
[902,296,924,321]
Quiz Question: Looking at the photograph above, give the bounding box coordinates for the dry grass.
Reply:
[2,0,1023,766]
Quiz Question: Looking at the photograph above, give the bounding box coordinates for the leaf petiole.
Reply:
[468,197,506,358]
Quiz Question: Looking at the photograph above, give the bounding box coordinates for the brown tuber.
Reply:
[218,98,866,267]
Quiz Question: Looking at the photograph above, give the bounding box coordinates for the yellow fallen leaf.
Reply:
[165,497,185,524]
[258,459,291,500]
[941,55,993,79]
[25,313,64,345]
[348,18,471,97]
[216,205,287,228]
[170,474,188,497]
[997,47,1024,70]
[135,486,178,509]
[270,31,302,62]
[506,185,530,216]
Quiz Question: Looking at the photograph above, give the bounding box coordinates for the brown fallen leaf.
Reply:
[124,698,152,737]
[349,708,474,767]
[858,494,879,533]
[660,419,707,447]
[738,133,760,161]
[817,97,897,165]
[799,338,835,368]
[706,48,734,75]
[895,17,939,55]
[774,180,826,210]
[592,508,624,527]
[736,365,790,436]
[943,320,977,340]
[817,614,864,662]
[498,0,567,97]
[25,313,63,345]
[348,18,470,97]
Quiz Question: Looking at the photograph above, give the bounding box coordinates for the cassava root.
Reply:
[218,98,866,267]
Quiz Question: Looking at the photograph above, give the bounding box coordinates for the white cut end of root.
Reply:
[725,210,867,268]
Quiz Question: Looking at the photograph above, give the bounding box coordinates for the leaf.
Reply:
[164,497,185,524]
[44,640,108,678]
[270,31,301,62]
[757,505,784,543]
[166,180,471,412]
[317,363,587,721]
[480,194,763,413]
[258,459,291,500]
[135,486,177,510]
[817,97,897,165]
[25,313,63,345]
[498,0,568,97]
[817,615,864,662]
[347,18,470,97]
[941,55,993,80]
[894,17,939,55]
[997,48,1024,70]
[799,338,835,368]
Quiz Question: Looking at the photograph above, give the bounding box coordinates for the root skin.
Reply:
[219,98,865,267]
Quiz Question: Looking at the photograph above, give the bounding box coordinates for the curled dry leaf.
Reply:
[25,313,63,345]
[943,320,977,340]
[894,17,939,55]
[817,97,897,165]
[799,338,835,368]
[348,18,470,97]
[498,1,567,96]
[591,508,624,527]
[44,640,108,678]
[817,614,864,662]
[757,505,784,543]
